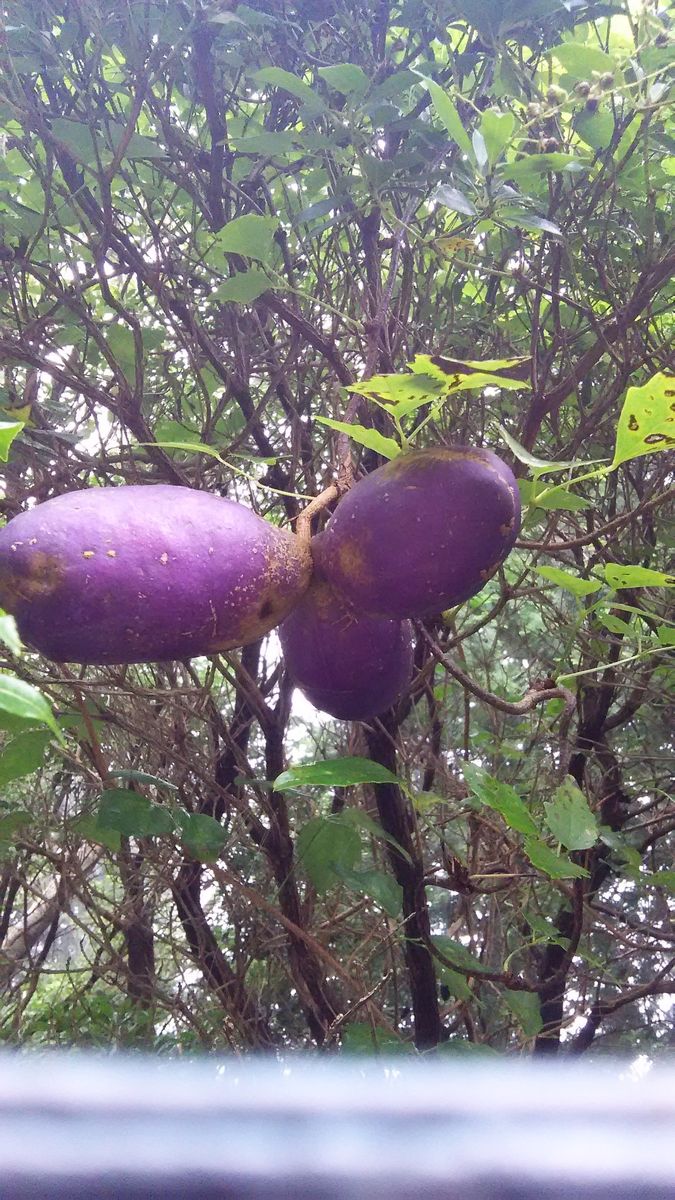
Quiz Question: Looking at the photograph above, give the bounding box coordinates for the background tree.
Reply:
[0,0,672,1055]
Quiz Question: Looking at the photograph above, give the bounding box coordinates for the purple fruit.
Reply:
[279,537,414,721]
[0,486,311,663]
[320,446,520,618]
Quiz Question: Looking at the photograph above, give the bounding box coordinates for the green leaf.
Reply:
[544,777,598,851]
[316,417,401,460]
[434,184,477,216]
[480,109,514,166]
[0,420,24,461]
[317,63,369,96]
[207,10,246,24]
[656,625,675,647]
[497,425,587,473]
[341,1022,410,1054]
[472,128,489,173]
[275,756,399,791]
[216,269,272,303]
[501,209,562,237]
[335,866,402,916]
[611,374,675,468]
[96,790,174,838]
[644,870,675,892]
[534,566,603,597]
[212,215,279,263]
[604,564,675,590]
[0,612,22,655]
[71,814,121,852]
[175,811,228,862]
[230,131,298,156]
[520,480,590,512]
[106,325,136,384]
[501,154,587,183]
[436,963,472,1001]
[0,675,62,742]
[342,808,413,865]
[296,815,361,893]
[49,117,99,162]
[0,730,51,787]
[432,934,491,975]
[252,67,326,113]
[110,128,166,161]
[549,41,615,77]
[504,988,543,1037]
[0,809,32,846]
[523,912,569,949]
[462,762,538,836]
[420,78,473,157]
[574,109,615,152]
[597,613,633,637]
[294,196,344,225]
[524,838,589,879]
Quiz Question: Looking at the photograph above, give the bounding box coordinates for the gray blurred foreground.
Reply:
[0,1053,674,1199]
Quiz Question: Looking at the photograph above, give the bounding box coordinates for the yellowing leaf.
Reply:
[611,373,675,468]
[433,235,478,258]
[604,564,675,590]
[0,420,25,461]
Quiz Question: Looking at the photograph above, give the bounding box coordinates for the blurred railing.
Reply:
[0,1053,674,1198]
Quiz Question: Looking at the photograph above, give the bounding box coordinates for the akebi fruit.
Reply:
[279,535,413,721]
[0,485,311,663]
[320,446,520,618]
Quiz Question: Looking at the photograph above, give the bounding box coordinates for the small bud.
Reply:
[546,85,567,104]
[526,102,543,119]
[585,96,600,113]
[599,72,614,89]
[574,80,591,97]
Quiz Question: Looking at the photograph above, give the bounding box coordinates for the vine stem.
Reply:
[294,483,340,545]
[418,625,576,778]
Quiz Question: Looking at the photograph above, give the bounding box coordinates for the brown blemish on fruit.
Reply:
[500,519,515,535]
[480,561,501,583]
[159,552,169,565]
[82,550,95,559]
[336,536,371,585]
[0,551,64,611]
[106,550,117,558]
[206,531,311,654]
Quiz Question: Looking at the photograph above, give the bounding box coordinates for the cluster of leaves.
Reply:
[0,0,672,1056]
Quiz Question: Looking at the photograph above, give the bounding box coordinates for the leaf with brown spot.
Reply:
[611,373,675,468]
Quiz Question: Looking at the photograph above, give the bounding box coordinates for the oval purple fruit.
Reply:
[280,538,413,721]
[0,486,311,664]
[320,446,520,619]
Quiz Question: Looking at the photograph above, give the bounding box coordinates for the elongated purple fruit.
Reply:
[280,536,413,721]
[320,446,520,619]
[0,486,311,664]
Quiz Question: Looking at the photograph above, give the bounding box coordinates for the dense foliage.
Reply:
[0,0,672,1056]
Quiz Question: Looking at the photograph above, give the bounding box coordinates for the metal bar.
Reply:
[0,1053,674,1199]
